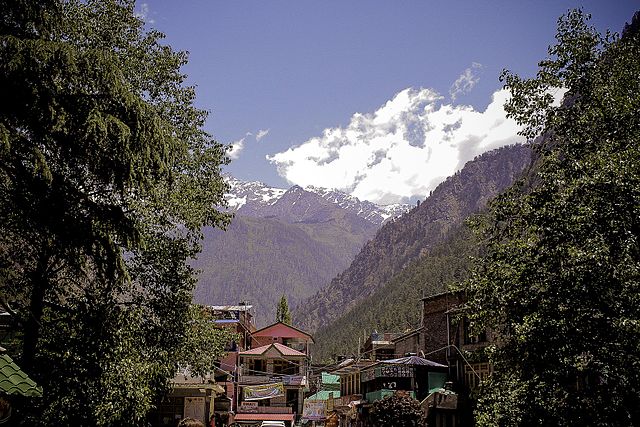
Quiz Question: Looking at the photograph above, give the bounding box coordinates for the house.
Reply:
[301,372,341,425]
[150,304,257,427]
[150,369,225,427]
[207,304,258,421]
[329,358,373,427]
[418,291,491,391]
[359,355,447,403]
[234,322,314,426]
[251,322,314,355]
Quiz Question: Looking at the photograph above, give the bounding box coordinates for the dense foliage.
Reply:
[370,393,425,427]
[0,0,232,425]
[465,10,640,426]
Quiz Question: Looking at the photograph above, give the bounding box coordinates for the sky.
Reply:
[138,1,638,205]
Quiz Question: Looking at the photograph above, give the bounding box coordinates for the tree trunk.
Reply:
[21,252,49,373]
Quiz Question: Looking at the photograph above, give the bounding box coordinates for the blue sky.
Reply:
[139,1,638,204]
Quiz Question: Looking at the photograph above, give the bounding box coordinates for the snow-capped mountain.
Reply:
[224,176,410,225]
[304,186,410,225]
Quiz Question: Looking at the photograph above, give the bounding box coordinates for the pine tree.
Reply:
[0,1,232,424]
[276,294,292,325]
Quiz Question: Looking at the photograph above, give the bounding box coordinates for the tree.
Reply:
[0,0,233,425]
[464,9,640,426]
[276,294,292,324]
[369,393,425,427]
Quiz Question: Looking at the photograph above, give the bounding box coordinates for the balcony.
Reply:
[239,374,306,386]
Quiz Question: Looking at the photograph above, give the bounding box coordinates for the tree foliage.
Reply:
[0,0,232,425]
[276,294,292,325]
[465,9,640,426]
[370,393,425,427]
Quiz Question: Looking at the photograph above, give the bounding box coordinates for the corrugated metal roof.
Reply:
[240,343,306,357]
[307,390,341,401]
[207,305,253,311]
[0,354,42,397]
[378,355,446,367]
[321,372,340,384]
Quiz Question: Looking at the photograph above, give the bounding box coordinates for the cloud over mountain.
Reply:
[450,62,483,101]
[268,87,524,204]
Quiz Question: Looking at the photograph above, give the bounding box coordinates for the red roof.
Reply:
[252,322,314,343]
[240,342,306,357]
[234,413,295,421]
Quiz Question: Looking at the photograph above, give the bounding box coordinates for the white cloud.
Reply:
[450,62,483,101]
[135,3,155,24]
[267,87,525,205]
[134,3,156,24]
[256,129,270,142]
[228,138,245,160]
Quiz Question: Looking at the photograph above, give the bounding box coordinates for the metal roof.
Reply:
[240,343,306,357]
[0,354,42,397]
[307,390,341,401]
[374,355,446,368]
[207,305,253,311]
[234,413,295,421]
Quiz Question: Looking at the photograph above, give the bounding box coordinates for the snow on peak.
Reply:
[224,176,411,225]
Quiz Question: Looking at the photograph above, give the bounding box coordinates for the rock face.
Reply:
[293,144,533,333]
[193,178,410,327]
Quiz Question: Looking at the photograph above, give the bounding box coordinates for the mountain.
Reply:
[312,224,477,361]
[225,176,410,225]
[192,179,410,326]
[293,144,532,335]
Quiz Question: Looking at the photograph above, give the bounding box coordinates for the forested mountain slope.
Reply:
[294,144,532,333]
[312,224,477,360]
[192,184,406,326]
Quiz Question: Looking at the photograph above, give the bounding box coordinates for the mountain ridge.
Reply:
[194,178,410,326]
[293,144,533,334]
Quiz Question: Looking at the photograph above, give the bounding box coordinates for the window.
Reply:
[246,359,266,374]
[465,362,491,389]
[273,360,298,375]
[463,319,488,345]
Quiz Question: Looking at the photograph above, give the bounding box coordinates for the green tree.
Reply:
[464,10,640,426]
[276,294,292,324]
[0,0,233,425]
[370,393,425,427]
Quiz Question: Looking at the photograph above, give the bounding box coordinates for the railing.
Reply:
[239,374,306,386]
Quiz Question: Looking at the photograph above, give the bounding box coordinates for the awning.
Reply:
[234,413,295,422]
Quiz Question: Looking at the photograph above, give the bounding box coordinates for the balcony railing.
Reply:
[239,374,306,386]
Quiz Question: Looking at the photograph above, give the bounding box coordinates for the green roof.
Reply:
[0,354,43,397]
[321,372,339,385]
[307,390,340,401]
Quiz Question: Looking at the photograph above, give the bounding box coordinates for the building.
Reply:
[359,356,447,403]
[418,291,491,391]
[234,322,314,426]
[361,331,400,361]
[208,304,258,421]
[251,322,314,355]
